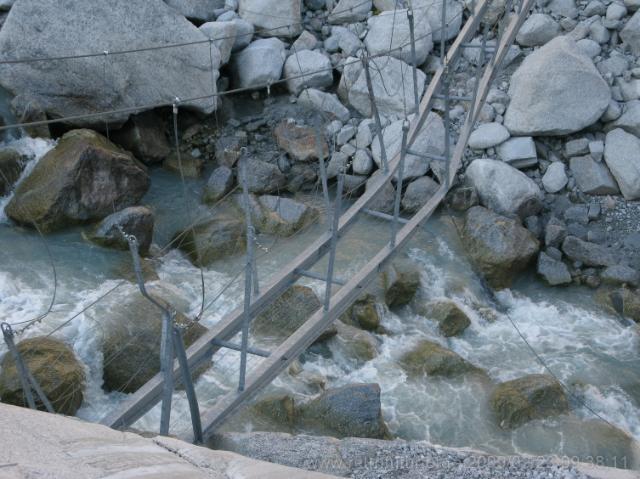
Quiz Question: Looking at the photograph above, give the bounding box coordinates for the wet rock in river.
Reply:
[87,206,154,255]
[296,383,390,439]
[341,293,381,331]
[595,286,640,322]
[0,337,85,415]
[490,374,569,429]
[400,340,486,378]
[203,166,234,204]
[419,299,471,337]
[462,206,540,290]
[380,259,421,308]
[174,213,246,267]
[332,321,379,364]
[111,111,170,165]
[6,129,150,232]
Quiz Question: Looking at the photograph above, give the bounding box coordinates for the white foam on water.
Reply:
[0,136,55,222]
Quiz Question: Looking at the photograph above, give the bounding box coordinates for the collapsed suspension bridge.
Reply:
[1,0,534,445]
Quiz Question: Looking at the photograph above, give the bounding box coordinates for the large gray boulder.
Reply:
[515,13,560,46]
[297,384,389,439]
[604,128,640,200]
[504,36,610,136]
[328,0,372,23]
[0,337,84,415]
[284,50,333,95]
[239,0,301,37]
[562,236,617,267]
[372,113,445,180]
[347,56,426,119]
[364,10,432,65]
[569,155,620,195]
[6,129,150,232]
[462,206,540,289]
[0,0,219,128]
[621,9,640,55]
[232,38,286,89]
[200,21,236,65]
[490,374,569,429]
[465,159,543,219]
[164,0,223,21]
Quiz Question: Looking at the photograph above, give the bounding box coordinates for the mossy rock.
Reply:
[490,374,569,429]
[333,321,379,364]
[0,337,85,415]
[252,394,297,427]
[420,299,471,337]
[0,148,25,196]
[5,129,150,232]
[399,340,485,378]
[341,294,381,331]
[595,286,640,323]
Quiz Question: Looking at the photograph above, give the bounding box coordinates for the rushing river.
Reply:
[1,135,639,469]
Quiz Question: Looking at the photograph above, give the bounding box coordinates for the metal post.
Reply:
[493,0,514,65]
[323,169,344,313]
[238,156,255,392]
[2,323,35,410]
[173,325,203,444]
[316,128,331,215]
[159,310,175,436]
[361,54,389,173]
[440,0,448,63]
[391,121,409,249]
[468,24,488,125]
[407,8,420,112]
[443,67,452,189]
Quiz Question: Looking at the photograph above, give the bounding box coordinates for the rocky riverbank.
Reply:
[0,0,638,473]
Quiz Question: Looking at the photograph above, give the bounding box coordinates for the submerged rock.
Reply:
[6,129,150,232]
[332,321,379,363]
[296,383,390,439]
[0,0,219,128]
[462,206,540,289]
[251,285,322,339]
[0,337,85,415]
[504,37,610,136]
[490,374,569,429]
[400,340,485,378]
[87,206,154,255]
[341,293,381,331]
[595,286,640,322]
[174,214,246,266]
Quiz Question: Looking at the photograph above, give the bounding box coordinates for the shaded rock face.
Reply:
[297,384,390,439]
[87,206,154,255]
[101,282,207,393]
[0,0,219,128]
[462,206,540,289]
[0,148,25,196]
[164,0,223,21]
[490,374,569,429]
[111,111,171,165]
[0,337,85,415]
[381,260,421,308]
[561,235,617,267]
[595,286,640,323]
[6,129,150,232]
[274,121,329,162]
[251,285,322,340]
[174,214,246,267]
[400,340,485,378]
[504,36,610,136]
[246,158,287,194]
